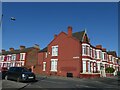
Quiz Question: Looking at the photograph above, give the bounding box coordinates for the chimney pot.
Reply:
[9,48,14,51]
[2,49,6,53]
[68,26,72,37]
[96,45,102,49]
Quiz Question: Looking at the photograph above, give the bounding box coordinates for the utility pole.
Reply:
[0,14,3,28]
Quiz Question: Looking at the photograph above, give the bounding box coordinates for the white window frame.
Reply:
[90,47,92,57]
[82,45,86,55]
[83,60,86,73]
[7,55,12,61]
[50,59,58,72]
[20,53,26,60]
[45,52,48,58]
[11,54,16,60]
[43,62,46,71]
[52,45,58,56]
[87,46,90,56]
[1,55,5,61]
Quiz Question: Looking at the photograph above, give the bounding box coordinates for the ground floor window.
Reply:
[50,59,58,72]
[83,60,86,73]
[88,61,90,73]
[43,62,46,71]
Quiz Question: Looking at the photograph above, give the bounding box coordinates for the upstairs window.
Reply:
[7,55,12,61]
[87,46,90,56]
[82,45,87,55]
[99,51,102,59]
[45,52,48,58]
[95,50,97,59]
[90,48,92,57]
[0,55,5,61]
[11,54,16,60]
[52,45,58,56]
[102,52,104,60]
[20,53,26,60]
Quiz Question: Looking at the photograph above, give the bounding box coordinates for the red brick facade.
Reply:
[38,26,120,78]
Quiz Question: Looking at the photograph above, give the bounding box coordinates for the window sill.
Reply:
[50,70,57,72]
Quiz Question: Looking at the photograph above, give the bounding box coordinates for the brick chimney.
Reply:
[102,48,106,52]
[68,26,72,37]
[96,45,102,49]
[2,49,6,53]
[20,46,25,50]
[54,34,57,39]
[9,48,14,51]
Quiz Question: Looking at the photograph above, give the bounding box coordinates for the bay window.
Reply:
[11,54,16,60]
[82,45,86,55]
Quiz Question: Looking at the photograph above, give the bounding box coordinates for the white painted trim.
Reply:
[51,59,58,61]
[89,60,96,62]
[82,58,90,61]
[96,49,101,51]
[82,43,90,47]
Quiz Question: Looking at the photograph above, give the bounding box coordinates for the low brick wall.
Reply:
[79,73,100,79]
[106,73,114,77]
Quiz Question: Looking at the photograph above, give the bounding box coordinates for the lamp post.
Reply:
[0,14,3,28]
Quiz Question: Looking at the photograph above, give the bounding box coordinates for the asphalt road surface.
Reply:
[1,74,120,90]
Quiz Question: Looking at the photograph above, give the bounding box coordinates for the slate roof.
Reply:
[72,30,85,42]
[2,47,35,55]
[107,51,117,57]
[39,47,48,52]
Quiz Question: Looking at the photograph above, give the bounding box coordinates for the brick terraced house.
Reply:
[38,26,120,78]
[0,44,40,72]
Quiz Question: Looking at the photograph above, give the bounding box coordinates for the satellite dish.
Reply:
[11,17,16,21]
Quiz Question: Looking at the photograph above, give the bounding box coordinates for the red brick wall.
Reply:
[25,48,39,68]
[38,32,82,77]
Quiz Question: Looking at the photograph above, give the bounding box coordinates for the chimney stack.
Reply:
[68,26,72,37]
[102,48,106,52]
[54,34,57,39]
[96,45,102,49]
[9,48,14,51]
[2,49,6,53]
[20,46,25,50]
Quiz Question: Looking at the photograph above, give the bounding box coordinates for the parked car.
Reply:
[117,71,120,81]
[4,67,36,82]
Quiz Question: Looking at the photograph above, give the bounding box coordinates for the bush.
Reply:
[105,67,115,73]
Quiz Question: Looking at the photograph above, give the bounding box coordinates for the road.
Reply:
[1,74,120,90]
